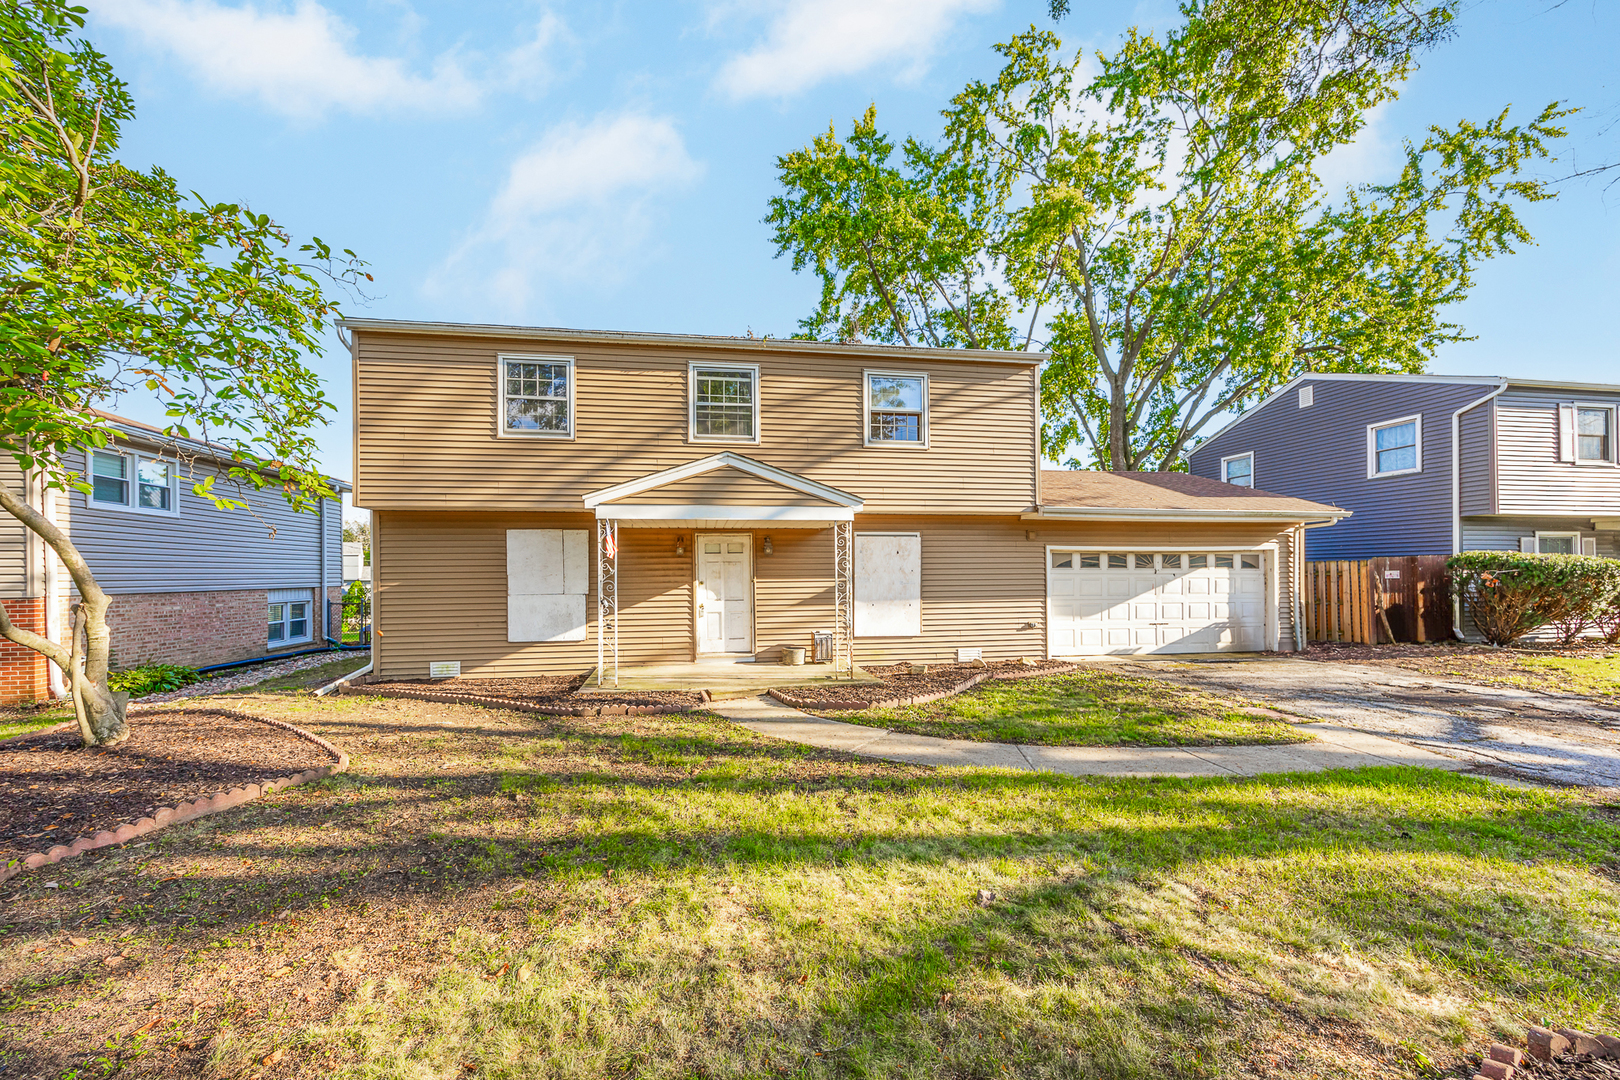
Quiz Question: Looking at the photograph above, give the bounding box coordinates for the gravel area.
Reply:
[361,672,704,710]
[1,707,336,865]
[778,659,1076,706]
[139,650,371,703]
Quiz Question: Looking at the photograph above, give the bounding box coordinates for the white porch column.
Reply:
[596,517,619,688]
[833,520,853,678]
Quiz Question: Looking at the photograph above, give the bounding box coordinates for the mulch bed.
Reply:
[358,672,704,711]
[776,659,1078,709]
[0,708,336,866]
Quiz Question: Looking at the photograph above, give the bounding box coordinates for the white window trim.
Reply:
[1220,452,1254,488]
[85,447,180,516]
[1572,401,1618,466]
[688,362,761,445]
[1534,530,1581,555]
[1366,413,1423,478]
[496,353,576,441]
[863,369,930,449]
[267,590,314,647]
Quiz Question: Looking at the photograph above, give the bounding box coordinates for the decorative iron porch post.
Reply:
[596,517,619,689]
[833,520,853,678]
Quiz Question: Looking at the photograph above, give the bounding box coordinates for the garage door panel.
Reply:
[1049,550,1268,657]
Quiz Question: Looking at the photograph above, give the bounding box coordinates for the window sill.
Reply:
[687,436,762,446]
[1368,468,1422,479]
[495,430,575,442]
[863,440,930,450]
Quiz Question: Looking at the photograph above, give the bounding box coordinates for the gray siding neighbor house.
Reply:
[0,413,348,703]
[1188,374,1620,569]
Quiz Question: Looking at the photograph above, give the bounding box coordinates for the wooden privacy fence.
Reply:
[1304,556,1452,644]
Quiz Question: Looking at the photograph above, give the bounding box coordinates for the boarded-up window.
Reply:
[507,530,588,642]
[854,533,921,637]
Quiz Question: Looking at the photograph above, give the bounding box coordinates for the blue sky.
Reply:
[83,0,1618,501]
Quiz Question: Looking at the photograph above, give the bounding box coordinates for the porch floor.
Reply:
[585,659,879,699]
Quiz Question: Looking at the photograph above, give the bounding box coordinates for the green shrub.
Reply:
[1447,551,1620,646]
[108,663,204,698]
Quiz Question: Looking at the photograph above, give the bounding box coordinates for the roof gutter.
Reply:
[1022,507,1351,524]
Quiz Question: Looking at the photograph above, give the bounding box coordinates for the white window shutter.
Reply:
[1583,537,1598,557]
[1519,536,1536,554]
[507,529,588,642]
[1558,403,1577,462]
[853,533,922,637]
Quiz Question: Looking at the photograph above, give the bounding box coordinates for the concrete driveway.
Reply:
[1113,656,1620,790]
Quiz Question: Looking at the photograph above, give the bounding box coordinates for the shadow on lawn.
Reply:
[4,712,1620,1076]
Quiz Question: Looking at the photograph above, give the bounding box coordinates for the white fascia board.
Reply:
[581,451,864,509]
[1023,507,1351,523]
[596,504,856,522]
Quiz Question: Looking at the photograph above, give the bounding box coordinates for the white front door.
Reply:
[1047,550,1269,656]
[697,534,752,654]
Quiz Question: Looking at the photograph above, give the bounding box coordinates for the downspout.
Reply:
[1297,516,1348,652]
[1451,380,1510,639]
[318,495,327,646]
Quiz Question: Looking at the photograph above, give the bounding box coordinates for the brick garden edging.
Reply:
[340,682,699,717]
[1,709,347,884]
[768,662,1081,713]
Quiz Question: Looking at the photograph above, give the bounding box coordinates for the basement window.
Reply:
[268,589,313,645]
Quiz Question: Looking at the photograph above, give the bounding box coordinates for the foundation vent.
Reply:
[429,661,461,679]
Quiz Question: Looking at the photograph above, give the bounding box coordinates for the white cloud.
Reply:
[715,0,999,100]
[87,0,483,118]
[427,114,705,313]
[1313,104,1402,195]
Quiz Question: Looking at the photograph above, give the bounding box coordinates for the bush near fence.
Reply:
[1447,551,1620,647]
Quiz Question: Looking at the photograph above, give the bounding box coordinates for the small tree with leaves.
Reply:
[0,1,366,745]
[768,0,1565,470]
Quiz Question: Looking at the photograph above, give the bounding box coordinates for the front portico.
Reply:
[580,453,864,688]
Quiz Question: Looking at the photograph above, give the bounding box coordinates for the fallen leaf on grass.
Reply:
[263,1047,285,1066]
[102,954,125,967]
[131,1015,163,1035]
[267,966,290,979]
[516,964,533,983]
[67,936,88,947]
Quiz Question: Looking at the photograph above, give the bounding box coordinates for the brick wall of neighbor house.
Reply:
[101,589,277,670]
[0,597,50,704]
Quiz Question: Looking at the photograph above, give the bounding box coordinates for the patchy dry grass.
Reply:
[1305,641,1620,701]
[821,669,1309,746]
[2,689,1618,1080]
[0,704,72,742]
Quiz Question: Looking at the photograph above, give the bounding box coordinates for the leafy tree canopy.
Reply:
[768,0,1565,470]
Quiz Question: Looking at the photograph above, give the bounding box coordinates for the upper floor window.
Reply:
[690,364,759,442]
[865,371,928,446]
[500,354,573,438]
[89,448,177,514]
[1367,415,1421,477]
[1577,405,1614,463]
[1221,453,1254,488]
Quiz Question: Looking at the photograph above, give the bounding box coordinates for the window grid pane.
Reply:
[867,375,924,442]
[870,413,920,441]
[91,452,127,504]
[1374,422,1418,474]
[504,361,569,432]
[1577,408,1611,461]
[694,369,755,438]
[137,460,171,510]
[1225,457,1253,486]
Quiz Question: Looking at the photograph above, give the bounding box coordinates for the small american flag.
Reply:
[603,529,617,560]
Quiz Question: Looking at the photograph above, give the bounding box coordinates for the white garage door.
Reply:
[1048,550,1268,656]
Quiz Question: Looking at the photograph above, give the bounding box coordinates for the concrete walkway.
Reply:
[709,694,1467,778]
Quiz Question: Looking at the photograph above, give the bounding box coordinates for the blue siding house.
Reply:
[1188,374,1620,562]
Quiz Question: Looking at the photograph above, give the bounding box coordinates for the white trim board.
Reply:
[581,451,864,509]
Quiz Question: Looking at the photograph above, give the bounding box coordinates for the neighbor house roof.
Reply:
[338,317,1047,367]
[1031,470,1347,522]
[93,409,351,493]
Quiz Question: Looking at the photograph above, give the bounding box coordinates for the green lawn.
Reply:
[0,704,72,741]
[1512,653,1620,698]
[823,669,1310,746]
[220,652,372,695]
[7,694,1618,1079]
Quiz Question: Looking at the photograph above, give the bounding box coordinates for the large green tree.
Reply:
[768,0,1564,471]
[0,1,365,745]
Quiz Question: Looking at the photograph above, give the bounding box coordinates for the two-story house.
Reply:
[1,412,348,703]
[1187,373,1620,562]
[346,319,1346,681]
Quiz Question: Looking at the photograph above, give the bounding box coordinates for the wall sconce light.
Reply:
[675,535,686,556]
[762,535,774,555]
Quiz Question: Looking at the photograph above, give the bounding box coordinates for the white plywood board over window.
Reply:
[854,533,921,637]
[507,529,588,642]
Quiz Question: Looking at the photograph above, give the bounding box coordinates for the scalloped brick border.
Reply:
[769,662,1081,713]
[340,683,699,717]
[1,709,347,884]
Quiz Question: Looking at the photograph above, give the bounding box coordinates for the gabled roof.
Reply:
[581,452,864,510]
[93,410,351,492]
[1033,470,1347,522]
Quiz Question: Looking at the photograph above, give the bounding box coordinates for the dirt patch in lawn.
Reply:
[361,671,704,710]
[0,708,337,866]
[777,659,1075,707]
[1302,640,1620,700]
[815,667,1309,746]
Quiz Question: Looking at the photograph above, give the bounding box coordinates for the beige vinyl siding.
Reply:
[355,332,1038,515]
[1458,401,1496,516]
[1,455,29,597]
[1495,390,1620,514]
[373,512,1302,679]
[609,468,837,507]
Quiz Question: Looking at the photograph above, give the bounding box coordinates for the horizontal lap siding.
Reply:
[355,333,1037,515]
[1458,403,1496,515]
[612,470,833,506]
[0,457,27,597]
[755,529,833,662]
[1495,390,1620,514]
